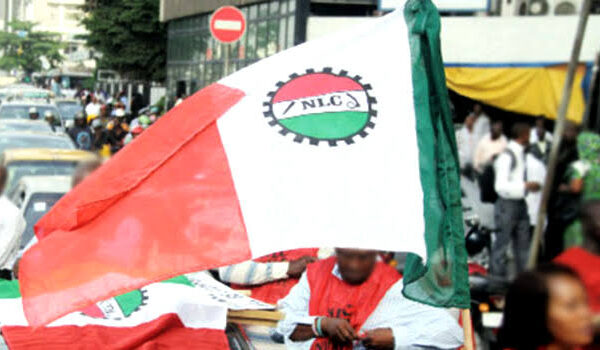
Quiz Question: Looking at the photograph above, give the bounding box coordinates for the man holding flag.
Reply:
[17,0,469,339]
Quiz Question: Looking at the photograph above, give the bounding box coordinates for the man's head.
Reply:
[44,110,55,124]
[0,165,6,195]
[74,112,86,127]
[71,159,102,188]
[473,103,483,116]
[335,248,377,285]
[28,107,39,120]
[581,200,600,252]
[464,114,475,131]
[491,120,504,140]
[535,117,547,140]
[511,122,531,146]
[563,121,581,146]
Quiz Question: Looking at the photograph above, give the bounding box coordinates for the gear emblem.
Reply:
[264,68,377,146]
[80,288,148,320]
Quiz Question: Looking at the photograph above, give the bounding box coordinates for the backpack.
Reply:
[478,149,516,203]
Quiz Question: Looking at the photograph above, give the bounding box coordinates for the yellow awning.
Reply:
[445,65,586,122]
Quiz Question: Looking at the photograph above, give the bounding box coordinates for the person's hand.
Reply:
[321,317,358,344]
[525,181,542,192]
[287,256,317,278]
[361,328,395,349]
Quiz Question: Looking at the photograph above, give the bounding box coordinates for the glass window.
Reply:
[270,1,280,15]
[288,0,296,13]
[259,2,269,17]
[256,20,268,59]
[246,21,257,59]
[279,17,287,50]
[249,4,258,20]
[267,19,279,55]
[287,15,295,47]
[280,0,288,15]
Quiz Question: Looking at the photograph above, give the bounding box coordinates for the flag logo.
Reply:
[80,289,147,320]
[264,68,377,146]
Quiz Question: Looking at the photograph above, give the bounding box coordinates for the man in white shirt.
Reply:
[492,123,541,277]
[456,114,477,170]
[471,103,491,146]
[473,120,508,173]
[277,249,463,350]
[0,166,25,279]
[529,117,553,162]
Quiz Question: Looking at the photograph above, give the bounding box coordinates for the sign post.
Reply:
[210,6,247,76]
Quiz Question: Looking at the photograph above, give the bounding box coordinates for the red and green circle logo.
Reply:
[264,68,377,146]
[80,289,147,320]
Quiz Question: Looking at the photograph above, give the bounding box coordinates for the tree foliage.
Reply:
[0,21,64,77]
[81,0,166,82]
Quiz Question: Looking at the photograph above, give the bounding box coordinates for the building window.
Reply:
[166,0,300,99]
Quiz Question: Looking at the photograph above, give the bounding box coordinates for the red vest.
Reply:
[307,257,401,350]
[231,248,319,304]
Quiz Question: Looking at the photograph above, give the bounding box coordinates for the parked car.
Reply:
[9,175,72,250]
[0,131,74,155]
[0,119,53,133]
[0,148,97,197]
[0,101,64,129]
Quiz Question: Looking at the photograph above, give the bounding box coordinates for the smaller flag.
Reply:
[0,276,229,349]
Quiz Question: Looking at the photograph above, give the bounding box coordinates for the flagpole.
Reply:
[461,309,475,350]
[527,0,592,269]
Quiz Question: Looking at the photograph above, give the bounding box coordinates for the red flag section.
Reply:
[2,314,229,350]
[20,83,251,326]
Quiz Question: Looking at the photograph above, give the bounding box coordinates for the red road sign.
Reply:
[210,6,246,44]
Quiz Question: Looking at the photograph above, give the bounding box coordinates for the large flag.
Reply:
[21,0,469,326]
[0,276,229,349]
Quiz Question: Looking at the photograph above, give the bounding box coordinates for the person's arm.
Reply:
[494,153,526,199]
[0,209,25,270]
[362,281,463,350]
[472,139,485,172]
[277,273,318,348]
[218,260,289,286]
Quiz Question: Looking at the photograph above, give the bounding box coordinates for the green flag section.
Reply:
[402,0,470,308]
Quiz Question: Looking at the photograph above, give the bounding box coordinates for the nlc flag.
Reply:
[21,0,469,326]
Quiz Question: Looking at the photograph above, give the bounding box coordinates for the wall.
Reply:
[160,0,266,22]
[307,15,600,63]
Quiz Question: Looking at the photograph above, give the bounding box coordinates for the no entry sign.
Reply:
[210,6,246,44]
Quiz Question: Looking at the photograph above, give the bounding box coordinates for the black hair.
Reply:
[498,264,582,350]
[511,122,530,140]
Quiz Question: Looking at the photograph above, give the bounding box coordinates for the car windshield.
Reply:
[0,134,74,154]
[0,105,61,120]
[21,192,65,249]
[0,121,52,133]
[56,103,82,120]
[5,161,78,196]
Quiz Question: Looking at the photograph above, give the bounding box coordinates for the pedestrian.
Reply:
[492,122,541,277]
[85,95,102,122]
[561,132,600,248]
[51,76,62,98]
[91,118,109,153]
[456,114,477,173]
[28,107,39,120]
[68,112,93,151]
[473,119,507,173]
[531,116,553,147]
[277,248,463,349]
[498,264,594,350]
[471,103,491,146]
[545,122,581,260]
[0,165,25,280]
[555,199,600,316]
[43,110,57,132]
